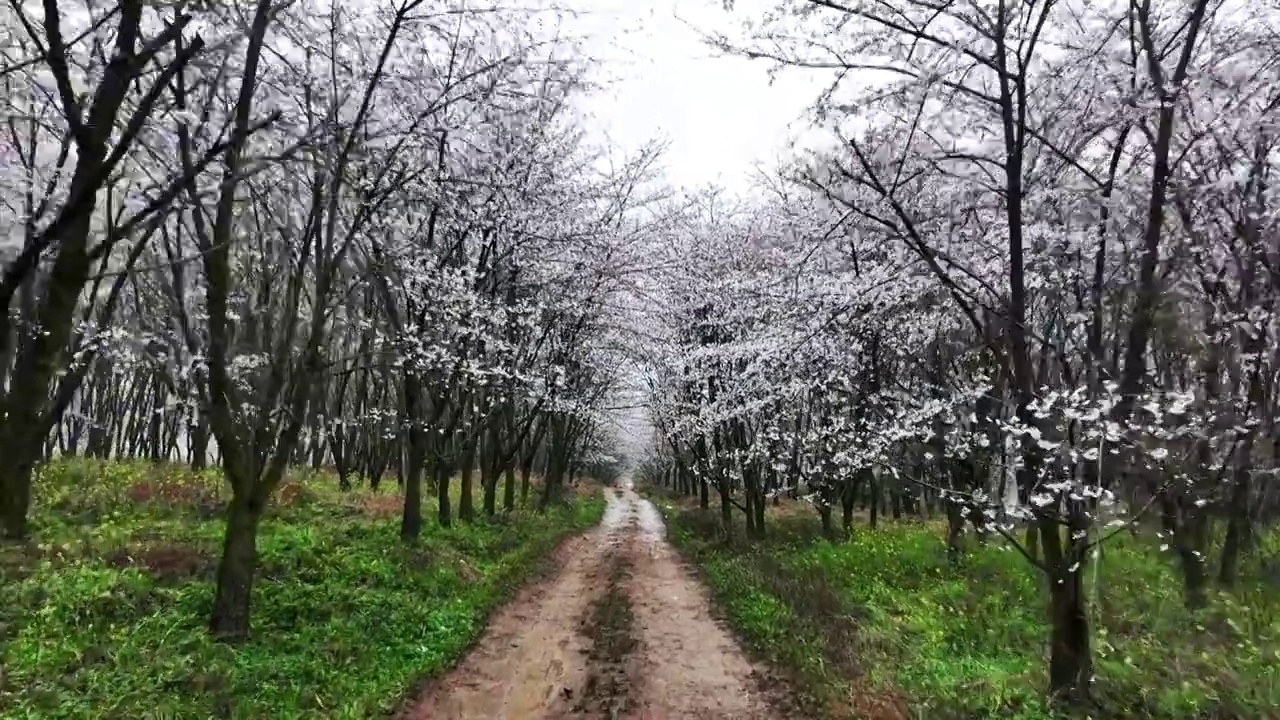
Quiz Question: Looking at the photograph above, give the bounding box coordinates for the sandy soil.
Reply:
[399,481,786,720]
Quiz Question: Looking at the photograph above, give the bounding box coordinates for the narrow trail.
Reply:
[400,480,786,720]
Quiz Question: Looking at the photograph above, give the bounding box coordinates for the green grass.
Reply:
[1,458,604,719]
[656,494,1280,720]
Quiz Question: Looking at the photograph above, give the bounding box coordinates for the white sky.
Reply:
[555,1,831,462]
[566,0,826,193]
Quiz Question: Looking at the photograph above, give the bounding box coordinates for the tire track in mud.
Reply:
[571,525,638,718]
[398,489,630,720]
[621,482,785,720]
[400,483,787,720]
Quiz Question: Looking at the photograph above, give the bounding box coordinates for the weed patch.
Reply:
[2,458,605,719]
[657,493,1280,720]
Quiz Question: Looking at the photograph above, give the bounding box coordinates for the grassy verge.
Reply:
[1,458,604,719]
[653,491,1280,720]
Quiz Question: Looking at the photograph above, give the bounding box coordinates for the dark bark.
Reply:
[482,421,501,516]
[1024,522,1039,563]
[435,456,452,527]
[945,502,965,563]
[0,0,165,540]
[1047,565,1091,702]
[519,458,533,505]
[0,459,36,540]
[841,476,861,534]
[868,474,879,530]
[1117,0,1213,418]
[189,415,210,470]
[209,493,264,641]
[718,477,733,540]
[1039,500,1093,702]
[503,463,516,512]
[747,481,757,538]
[399,394,426,541]
[459,435,477,522]
[1158,488,1209,609]
[1219,462,1253,586]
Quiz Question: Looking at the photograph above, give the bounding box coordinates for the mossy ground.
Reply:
[653,492,1280,720]
[1,458,604,719]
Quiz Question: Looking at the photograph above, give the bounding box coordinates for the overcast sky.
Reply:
[567,0,825,193]
[557,0,830,460]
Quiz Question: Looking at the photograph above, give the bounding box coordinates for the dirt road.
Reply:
[400,481,785,720]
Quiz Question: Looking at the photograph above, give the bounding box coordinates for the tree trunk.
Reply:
[718,478,733,540]
[1047,566,1091,702]
[503,463,517,512]
[209,494,264,641]
[747,484,757,535]
[1038,502,1093,704]
[540,441,567,510]
[1160,491,1209,609]
[1220,459,1253,586]
[482,447,500,517]
[435,457,452,527]
[400,440,425,542]
[459,437,477,522]
[841,480,857,535]
[945,502,965,563]
[519,459,533,505]
[1179,544,1208,610]
[819,504,834,539]
[868,475,879,530]
[0,463,35,541]
[147,381,165,462]
[482,420,502,516]
[189,416,211,471]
